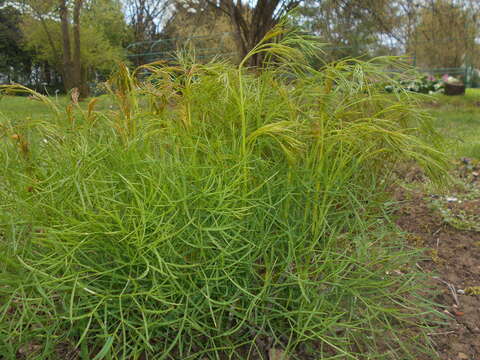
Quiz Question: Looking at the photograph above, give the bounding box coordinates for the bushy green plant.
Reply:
[0,23,448,359]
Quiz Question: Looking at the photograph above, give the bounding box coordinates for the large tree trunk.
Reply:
[59,0,86,97]
[59,0,74,92]
[214,0,298,67]
[73,0,88,98]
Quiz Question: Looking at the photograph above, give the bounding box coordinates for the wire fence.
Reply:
[126,32,238,64]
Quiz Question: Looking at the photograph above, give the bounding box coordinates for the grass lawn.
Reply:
[0,94,115,122]
[0,95,71,121]
[427,89,480,159]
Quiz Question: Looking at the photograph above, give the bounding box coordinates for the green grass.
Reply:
[0,25,451,359]
[426,89,480,159]
[0,95,76,120]
[0,94,115,123]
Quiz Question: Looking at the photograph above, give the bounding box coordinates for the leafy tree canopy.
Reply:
[0,2,32,81]
[21,0,130,71]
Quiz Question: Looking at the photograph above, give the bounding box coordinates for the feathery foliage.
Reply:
[0,23,448,359]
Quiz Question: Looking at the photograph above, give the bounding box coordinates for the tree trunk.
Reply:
[73,0,88,98]
[59,0,73,92]
[215,0,294,67]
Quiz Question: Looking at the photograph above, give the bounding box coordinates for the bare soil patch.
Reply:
[394,161,480,360]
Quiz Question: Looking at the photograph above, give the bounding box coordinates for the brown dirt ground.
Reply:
[394,162,480,360]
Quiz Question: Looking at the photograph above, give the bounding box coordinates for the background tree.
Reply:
[196,0,300,66]
[19,0,128,93]
[298,0,403,60]
[85,0,132,46]
[58,0,75,91]
[58,0,87,96]
[0,1,33,83]
[161,4,240,62]
[123,0,171,65]
[172,0,412,66]
[407,0,478,69]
